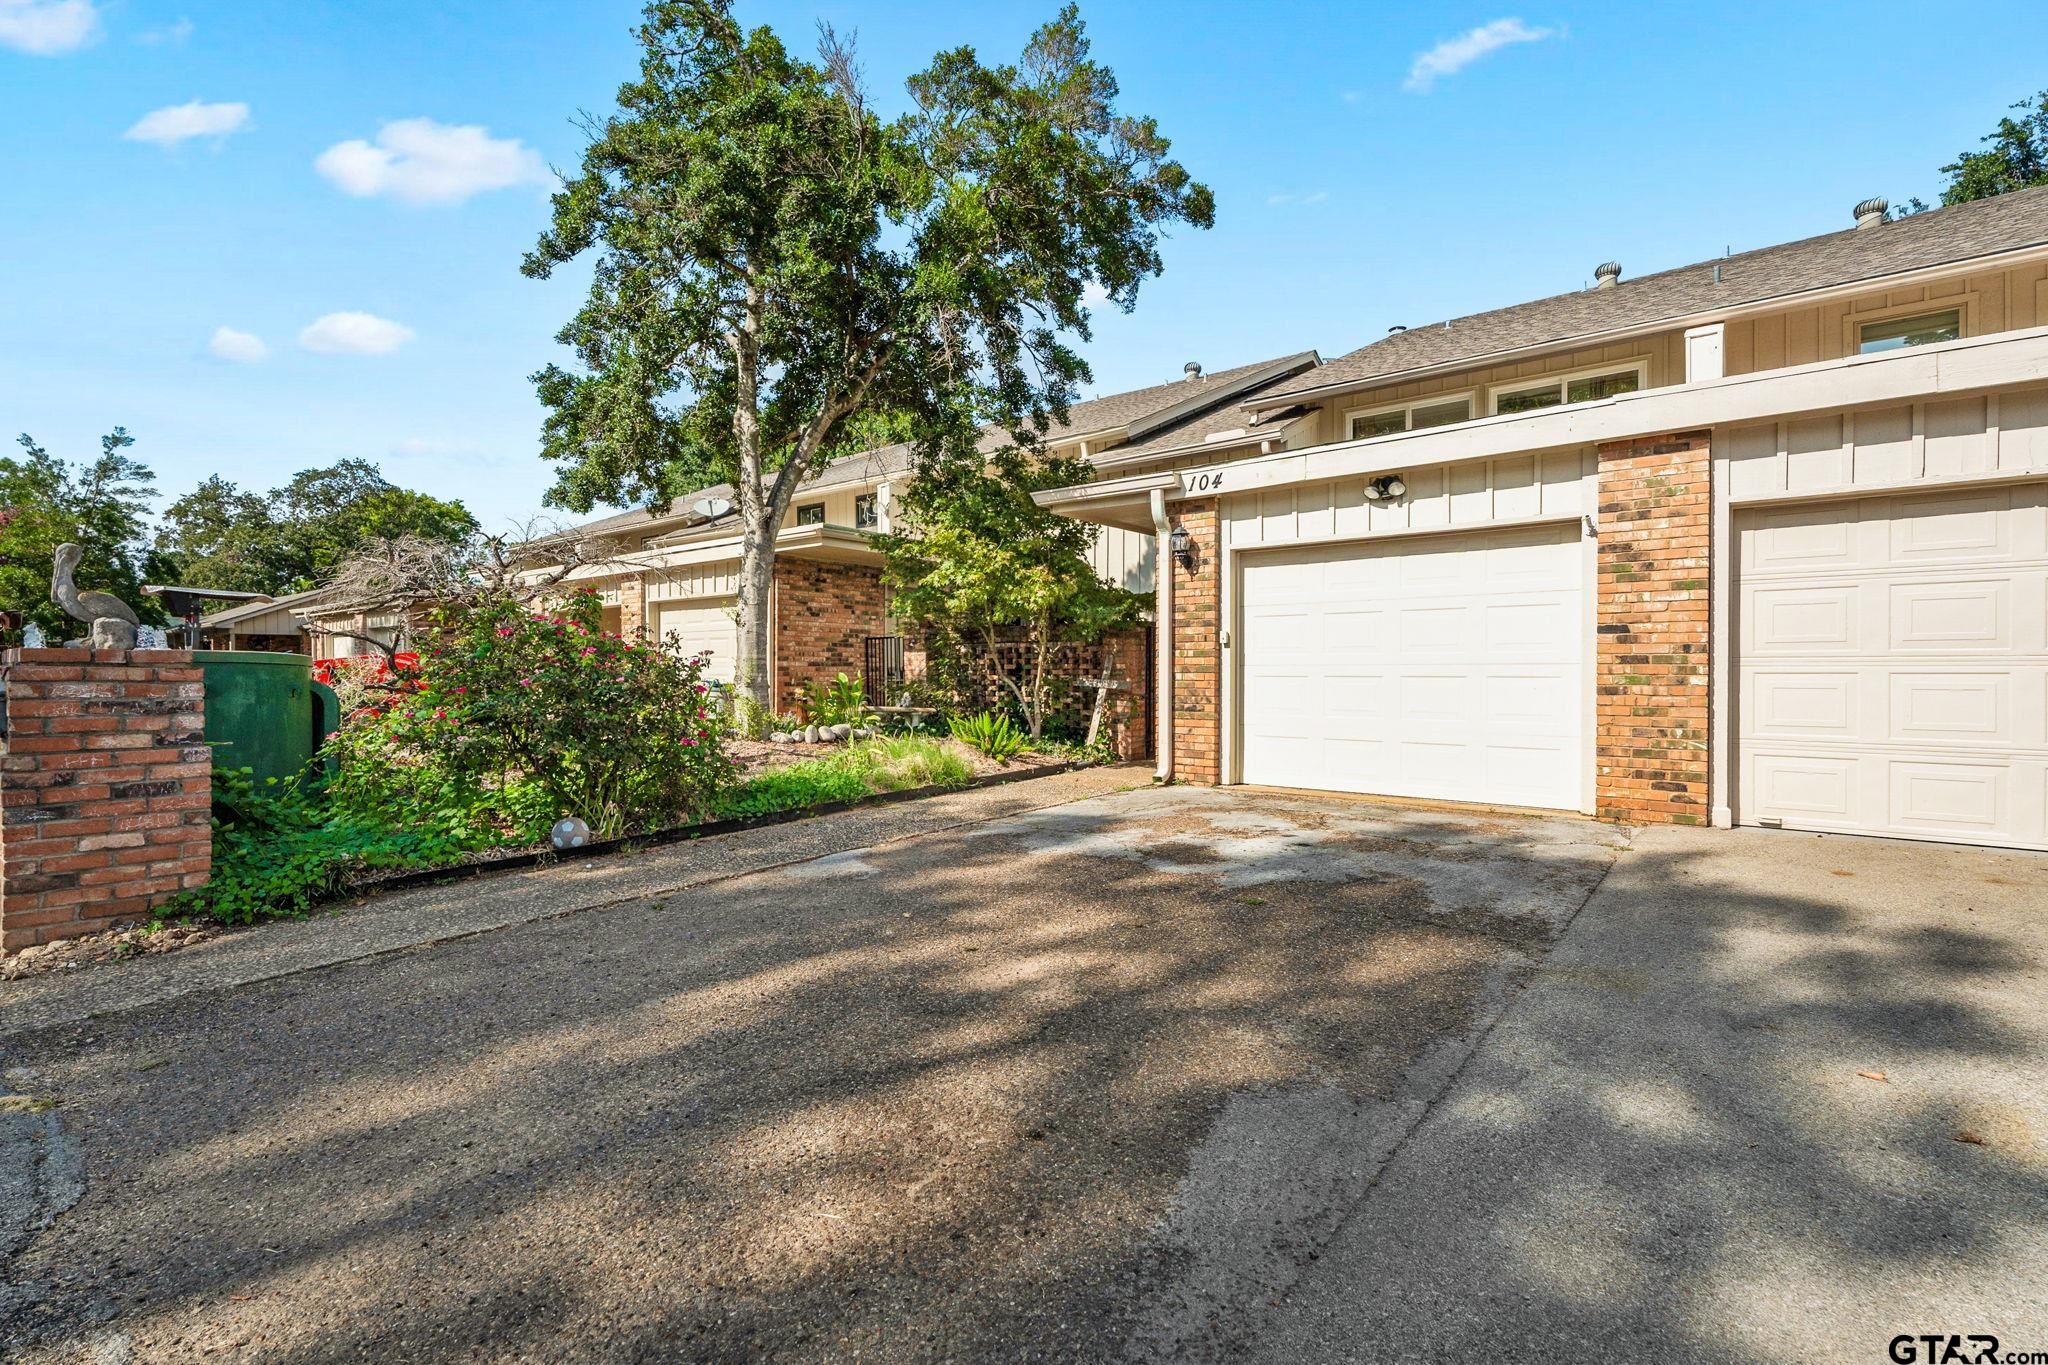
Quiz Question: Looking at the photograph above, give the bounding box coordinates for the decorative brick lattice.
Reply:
[774,560,888,711]
[1169,500,1222,783]
[1595,431,1712,824]
[1,648,212,953]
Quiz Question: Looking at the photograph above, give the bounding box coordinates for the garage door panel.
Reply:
[1886,580,2007,650]
[1242,604,1312,656]
[652,600,740,685]
[1738,482,2048,850]
[1238,525,1584,809]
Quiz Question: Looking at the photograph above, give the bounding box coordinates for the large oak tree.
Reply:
[523,0,1211,710]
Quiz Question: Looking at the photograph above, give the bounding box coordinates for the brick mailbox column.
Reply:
[0,647,212,954]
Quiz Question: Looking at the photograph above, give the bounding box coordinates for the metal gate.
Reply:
[863,635,906,705]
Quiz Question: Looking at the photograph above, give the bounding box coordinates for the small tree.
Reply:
[878,433,1140,739]
[523,0,1211,716]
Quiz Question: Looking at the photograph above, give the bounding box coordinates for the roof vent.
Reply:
[1388,324,1407,333]
[1854,196,1889,230]
[1183,361,1202,382]
[1594,261,1622,290]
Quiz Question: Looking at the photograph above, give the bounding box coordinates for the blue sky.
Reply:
[3,0,2043,532]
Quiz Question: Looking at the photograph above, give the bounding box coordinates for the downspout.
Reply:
[1149,487,1173,783]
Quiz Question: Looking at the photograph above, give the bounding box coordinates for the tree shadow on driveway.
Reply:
[0,787,1623,1363]
[1252,827,2048,1365]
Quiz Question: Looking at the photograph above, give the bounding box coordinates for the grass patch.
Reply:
[718,736,974,819]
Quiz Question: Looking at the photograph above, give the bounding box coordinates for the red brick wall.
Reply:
[774,560,888,712]
[617,576,647,638]
[1595,431,1712,825]
[1,648,212,953]
[1169,500,1221,784]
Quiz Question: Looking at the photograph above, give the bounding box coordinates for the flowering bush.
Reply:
[327,591,732,838]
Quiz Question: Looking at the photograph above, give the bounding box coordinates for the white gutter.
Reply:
[1149,487,1173,784]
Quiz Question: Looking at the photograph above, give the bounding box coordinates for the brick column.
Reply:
[617,576,647,638]
[1595,431,1712,824]
[1,648,212,953]
[1169,500,1221,784]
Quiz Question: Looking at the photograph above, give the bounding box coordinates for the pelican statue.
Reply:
[51,542,140,649]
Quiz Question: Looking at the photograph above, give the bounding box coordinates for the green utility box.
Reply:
[195,651,341,784]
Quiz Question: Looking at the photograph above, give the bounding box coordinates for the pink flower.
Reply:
[518,676,535,687]
[433,709,447,720]
[453,686,468,694]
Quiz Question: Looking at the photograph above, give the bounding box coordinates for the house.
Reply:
[543,351,1320,722]
[198,586,407,658]
[1037,188,2048,853]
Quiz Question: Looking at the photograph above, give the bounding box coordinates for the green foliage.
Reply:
[168,767,481,925]
[800,672,875,728]
[718,736,974,819]
[0,429,167,638]
[879,428,1144,737]
[949,710,1027,763]
[329,591,735,838]
[155,459,477,596]
[524,0,1210,705]
[1934,90,2048,206]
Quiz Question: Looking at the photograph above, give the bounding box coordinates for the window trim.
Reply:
[1486,357,1650,416]
[853,492,878,529]
[1848,299,1968,356]
[794,501,826,526]
[1342,391,1477,441]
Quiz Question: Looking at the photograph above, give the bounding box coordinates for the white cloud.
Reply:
[0,0,100,55]
[1266,190,1330,207]
[123,100,250,148]
[208,326,267,363]
[1339,90,1365,105]
[1080,282,1110,307]
[1404,18,1554,92]
[299,312,414,356]
[137,16,193,45]
[314,118,549,206]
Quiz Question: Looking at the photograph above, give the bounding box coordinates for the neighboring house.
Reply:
[199,587,406,659]
[1038,188,2048,853]
[544,351,1320,716]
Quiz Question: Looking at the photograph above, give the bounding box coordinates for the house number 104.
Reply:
[1185,471,1225,492]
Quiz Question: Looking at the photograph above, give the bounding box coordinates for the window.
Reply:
[1346,395,1472,441]
[795,502,825,526]
[854,493,878,529]
[1858,308,1960,354]
[1491,362,1645,415]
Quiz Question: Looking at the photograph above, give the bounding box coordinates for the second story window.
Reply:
[1347,395,1472,441]
[795,502,826,526]
[1492,362,1645,416]
[1858,308,1960,354]
[854,493,878,529]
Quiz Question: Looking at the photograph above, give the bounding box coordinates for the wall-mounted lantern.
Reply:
[1366,473,1408,502]
[1168,524,1196,569]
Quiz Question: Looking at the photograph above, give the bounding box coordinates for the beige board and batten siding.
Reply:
[1723,383,2048,501]
[646,561,742,603]
[1220,449,1598,810]
[1723,261,2048,377]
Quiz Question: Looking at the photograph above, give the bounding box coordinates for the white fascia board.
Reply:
[1066,326,2048,505]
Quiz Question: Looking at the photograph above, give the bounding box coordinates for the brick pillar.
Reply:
[1169,500,1221,784]
[1,648,212,954]
[774,561,887,712]
[617,576,647,638]
[1595,431,1712,824]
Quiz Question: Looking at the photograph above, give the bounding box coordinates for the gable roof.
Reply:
[561,350,1319,543]
[1260,184,2048,404]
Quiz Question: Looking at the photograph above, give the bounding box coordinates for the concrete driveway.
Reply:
[3,781,2043,1362]
[0,782,1623,1363]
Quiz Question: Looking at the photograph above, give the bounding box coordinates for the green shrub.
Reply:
[949,710,1027,763]
[167,767,478,925]
[801,672,876,728]
[328,591,735,838]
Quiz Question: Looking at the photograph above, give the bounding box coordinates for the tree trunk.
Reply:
[735,516,776,711]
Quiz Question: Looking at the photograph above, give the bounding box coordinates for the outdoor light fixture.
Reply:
[1168,524,1196,568]
[1367,474,1408,501]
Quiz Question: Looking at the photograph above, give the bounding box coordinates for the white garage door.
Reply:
[1738,484,2048,849]
[1238,522,1586,809]
[652,598,740,685]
